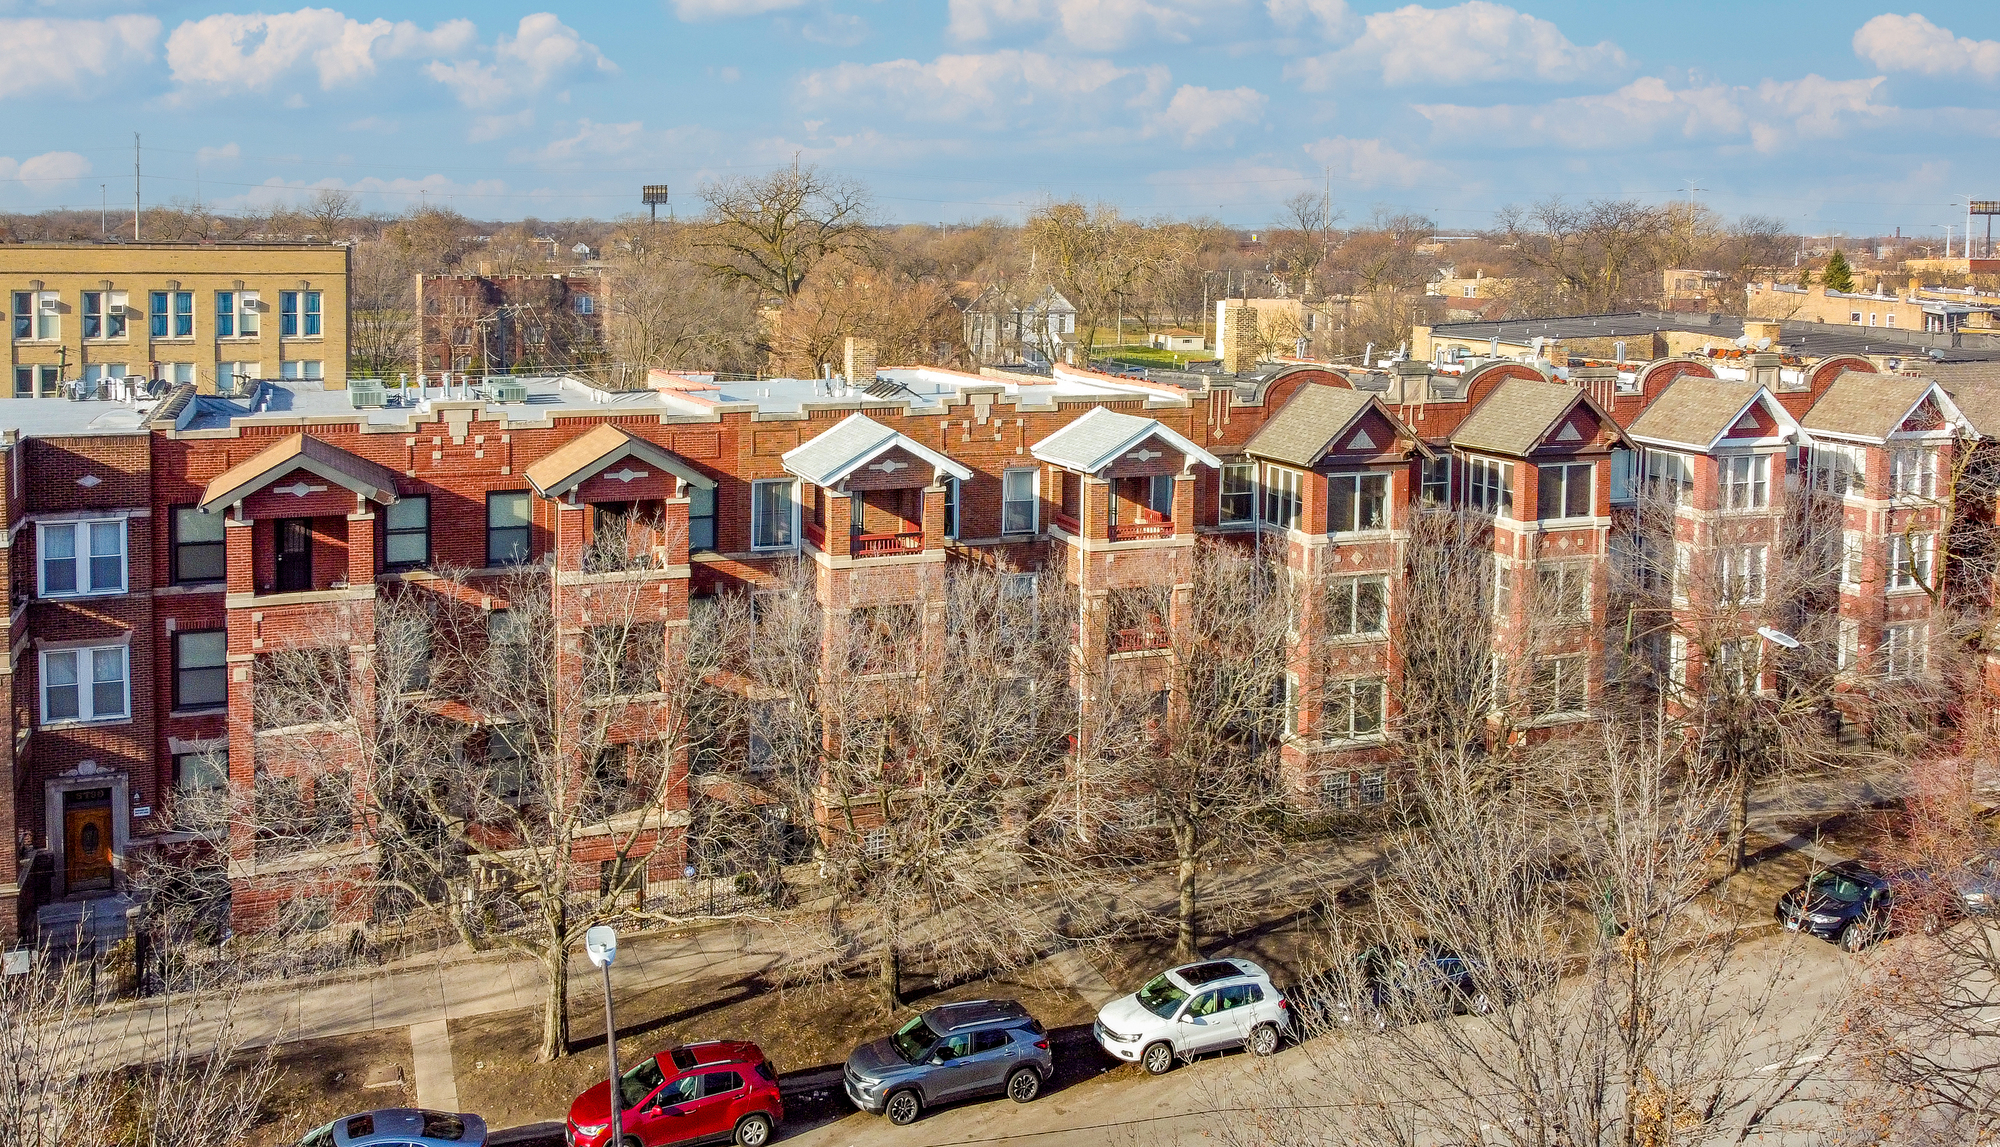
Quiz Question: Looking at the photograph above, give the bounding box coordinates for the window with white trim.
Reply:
[1328,472,1389,534]
[1888,532,1933,591]
[385,496,430,567]
[82,291,127,339]
[1841,529,1864,587]
[173,630,228,710]
[1808,443,1865,497]
[40,645,129,724]
[1890,446,1937,500]
[1536,461,1593,520]
[1536,562,1590,620]
[1420,455,1451,506]
[1323,677,1385,740]
[1642,449,1693,505]
[1531,654,1588,716]
[1721,544,1767,603]
[1609,448,1636,504]
[751,479,797,549]
[1718,454,1769,510]
[14,290,58,340]
[1323,575,1388,637]
[280,291,322,337]
[280,360,324,381]
[1467,456,1514,516]
[1262,465,1302,530]
[1837,620,1860,674]
[1219,461,1255,525]
[1884,623,1927,679]
[38,519,127,597]
[1001,468,1038,535]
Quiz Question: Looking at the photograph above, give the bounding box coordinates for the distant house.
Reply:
[1151,328,1206,352]
[962,285,1077,367]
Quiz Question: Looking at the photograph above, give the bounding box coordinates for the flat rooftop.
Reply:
[0,395,159,437]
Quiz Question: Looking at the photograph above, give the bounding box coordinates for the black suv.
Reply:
[1776,861,1894,950]
[843,999,1053,1126]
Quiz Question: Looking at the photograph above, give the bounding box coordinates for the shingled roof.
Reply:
[1453,378,1619,457]
[1800,372,1965,442]
[523,423,716,499]
[199,433,402,512]
[1030,406,1221,474]
[1626,377,1794,451]
[1244,384,1426,467]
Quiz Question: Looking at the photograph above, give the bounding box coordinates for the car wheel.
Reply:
[1142,1041,1175,1075]
[886,1089,922,1126]
[623,1137,643,1147]
[735,1113,774,1147]
[1247,1023,1280,1056]
[1007,1066,1042,1103]
[1839,921,1870,952]
[1470,992,1494,1016]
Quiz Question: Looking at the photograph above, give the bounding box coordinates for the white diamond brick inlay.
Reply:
[75,475,101,488]
[603,468,649,483]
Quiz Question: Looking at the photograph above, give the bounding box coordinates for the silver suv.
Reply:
[1095,958,1291,1074]
[843,999,1053,1126]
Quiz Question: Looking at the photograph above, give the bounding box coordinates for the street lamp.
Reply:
[585,925,622,1147]
[1756,626,1801,650]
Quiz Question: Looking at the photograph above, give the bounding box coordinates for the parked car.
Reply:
[566,1040,782,1147]
[298,1109,485,1147]
[843,998,1052,1126]
[1093,958,1290,1075]
[1776,861,1894,951]
[1289,944,1493,1033]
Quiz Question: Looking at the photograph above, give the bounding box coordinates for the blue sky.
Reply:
[0,1,1995,237]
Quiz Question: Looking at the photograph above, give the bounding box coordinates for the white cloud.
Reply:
[0,151,92,184]
[469,110,536,142]
[1265,0,1353,38]
[670,0,808,19]
[426,13,617,108]
[1415,74,1894,153]
[1853,13,2000,81]
[1287,1,1626,89]
[1303,136,1446,187]
[802,49,1151,120]
[196,143,241,164]
[947,0,1240,49]
[165,9,475,93]
[0,16,159,99]
[1148,84,1267,145]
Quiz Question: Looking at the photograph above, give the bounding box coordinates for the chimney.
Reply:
[1742,320,1782,350]
[1220,302,1259,374]
[844,337,878,387]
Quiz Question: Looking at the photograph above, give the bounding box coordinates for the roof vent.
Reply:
[864,379,903,399]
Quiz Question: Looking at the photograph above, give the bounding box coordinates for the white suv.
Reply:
[1093,958,1291,1074]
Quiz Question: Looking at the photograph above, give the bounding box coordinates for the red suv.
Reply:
[566,1041,782,1147]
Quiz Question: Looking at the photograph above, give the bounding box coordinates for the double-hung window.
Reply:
[15,291,58,340]
[1808,443,1865,497]
[1841,529,1863,587]
[1328,473,1388,534]
[39,519,126,596]
[1420,455,1451,505]
[41,645,129,725]
[279,360,324,381]
[1219,461,1255,526]
[215,291,257,338]
[1884,623,1927,679]
[1537,462,1593,520]
[1718,454,1769,510]
[82,291,126,339]
[486,492,532,566]
[280,291,322,337]
[688,484,717,552]
[1888,532,1933,591]
[11,292,29,339]
[1532,654,1587,716]
[385,496,430,567]
[172,507,226,584]
[1721,544,1767,603]
[1262,465,1302,531]
[1001,468,1037,535]
[751,479,797,549]
[1323,576,1387,637]
[1890,446,1937,500]
[1536,562,1590,620]
[1467,457,1514,516]
[173,630,228,710]
[1715,637,1760,695]
[174,748,228,793]
[1643,450,1694,506]
[1323,677,1386,741]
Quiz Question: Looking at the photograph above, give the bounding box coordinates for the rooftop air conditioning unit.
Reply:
[349,380,387,409]
[485,379,528,403]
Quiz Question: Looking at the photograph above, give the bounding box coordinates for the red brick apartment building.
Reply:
[3,331,1994,945]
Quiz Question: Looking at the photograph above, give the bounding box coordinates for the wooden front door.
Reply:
[275,518,313,592]
[64,797,114,891]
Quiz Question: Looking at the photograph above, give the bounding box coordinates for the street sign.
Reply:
[584,924,618,968]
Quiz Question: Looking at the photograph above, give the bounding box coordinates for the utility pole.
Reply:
[133,133,141,241]
[100,185,107,240]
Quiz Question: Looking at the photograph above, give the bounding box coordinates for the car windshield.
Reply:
[1809,873,1870,903]
[1137,973,1189,1018]
[890,1015,936,1064]
[619,1056,667,1108]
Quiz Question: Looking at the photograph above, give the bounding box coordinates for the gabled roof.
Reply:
[1244,384,1429,468]
[522,423,716,499]
[199,432,402,512]
[782,412,974,488]
[1029,406,1222,474]
[1452,378,1627,457]
[1801,372,1969,443]
[1626,378,1799,452]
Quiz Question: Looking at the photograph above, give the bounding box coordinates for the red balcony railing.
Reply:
[854,530,924,556]
[1052,511,1081,534]
[1111,626,1171,653]
[1109,521,1175,542]
[804,521,826,549]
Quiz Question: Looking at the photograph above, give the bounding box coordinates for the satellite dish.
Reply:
[1755,337,1772,351]
[1734,336,1750,349]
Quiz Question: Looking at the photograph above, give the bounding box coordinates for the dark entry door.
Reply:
[275,518,313,592]
[64,791,114,891]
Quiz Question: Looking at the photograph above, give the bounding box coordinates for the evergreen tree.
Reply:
[1796,265,1813,289]
[1822,249,1855,293]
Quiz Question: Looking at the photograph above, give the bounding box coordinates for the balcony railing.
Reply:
[1110,626,1171,653]
[854,530,924,556]
[804,521,826,549]
[1109,520,1175,542]
[1052,511,1081,534]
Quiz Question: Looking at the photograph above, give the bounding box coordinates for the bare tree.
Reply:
[601,224,764,376]
[1497,198,1675,316]
[300,188,359,244]
[1023,200,1175,363]
[697,164,874,302]
[768,251,966,376]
